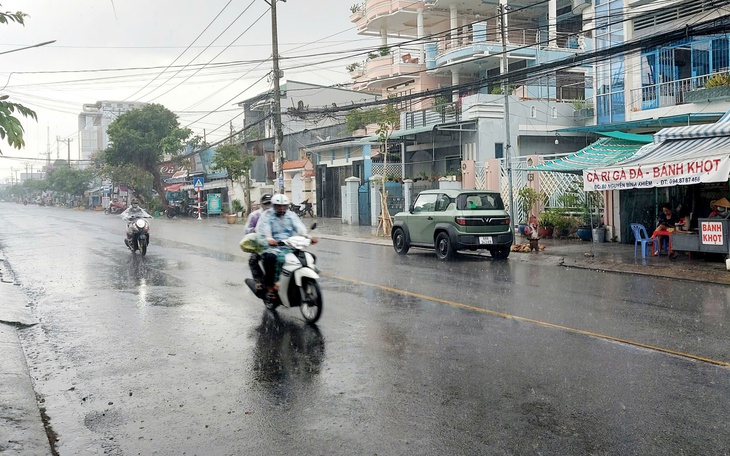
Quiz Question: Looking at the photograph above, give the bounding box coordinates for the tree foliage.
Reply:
[47,166,94,196]
[101,104,192,204]
[0,7,36,155]
[345,108,384,132]
[211,143,256,213]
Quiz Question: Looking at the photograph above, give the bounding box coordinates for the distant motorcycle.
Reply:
[123,213,152,256]
[291,199,314,218]
[105,200,127,215]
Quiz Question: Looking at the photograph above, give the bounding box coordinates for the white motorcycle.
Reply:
[244,234,323,324]
[123,214,152,256]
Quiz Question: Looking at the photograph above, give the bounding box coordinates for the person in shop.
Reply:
[707,198,730,218]
[654,203,680,256]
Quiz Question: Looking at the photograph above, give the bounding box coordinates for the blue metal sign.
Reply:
[193,177,204,189]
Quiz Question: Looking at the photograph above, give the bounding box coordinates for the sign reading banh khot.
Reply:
[583,155,730,191]
[701,221,724,245]
[207,193,222,215]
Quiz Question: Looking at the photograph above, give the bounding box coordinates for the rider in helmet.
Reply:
[257,194,317,298]
[244,194,273,288]
[245,193,273,234]
[120,199,152,248]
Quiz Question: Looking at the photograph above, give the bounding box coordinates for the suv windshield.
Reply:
[456,193,504,210]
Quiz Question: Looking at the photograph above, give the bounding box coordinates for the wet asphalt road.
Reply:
[1,203,729,455]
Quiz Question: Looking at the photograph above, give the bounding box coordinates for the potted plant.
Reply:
[554,214,578,238]
[685,72,730,103]
[538,210,561,239]
[233,199,244,217]
[349,3,364,20]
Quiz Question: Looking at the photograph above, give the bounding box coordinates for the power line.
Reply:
[122,0,237,101]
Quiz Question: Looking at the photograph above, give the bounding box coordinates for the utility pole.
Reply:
[268,0,286,195]
[57,136,73,167]
[499,3,515,230]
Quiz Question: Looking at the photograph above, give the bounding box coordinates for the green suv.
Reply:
[391,189,513,260]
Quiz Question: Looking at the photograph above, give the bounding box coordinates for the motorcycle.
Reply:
[291,199,314,218]
[165,202,184,218]
[244,228,323,324]
[123,214,152,256]
[105,200,127,215]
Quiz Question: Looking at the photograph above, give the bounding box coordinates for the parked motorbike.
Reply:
[123,214,152,256]
[244,227,322,324]
[105,200,127,215]
[165,202,184,218]
[291,199,314,218]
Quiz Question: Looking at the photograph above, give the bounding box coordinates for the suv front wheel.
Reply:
[392,228,410,255]
[434,232,455,260]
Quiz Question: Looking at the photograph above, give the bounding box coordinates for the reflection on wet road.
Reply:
[1,205,728,455]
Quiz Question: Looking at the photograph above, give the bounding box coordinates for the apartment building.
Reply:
[77,101,146,167]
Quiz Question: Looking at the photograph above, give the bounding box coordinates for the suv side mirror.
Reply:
[409,205,414,213]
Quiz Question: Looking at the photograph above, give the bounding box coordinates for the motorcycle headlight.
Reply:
[135,219,147,230]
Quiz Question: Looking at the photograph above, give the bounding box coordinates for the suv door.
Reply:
[409,193,439,243]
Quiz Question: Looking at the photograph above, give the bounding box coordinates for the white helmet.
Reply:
[271,194,289,206]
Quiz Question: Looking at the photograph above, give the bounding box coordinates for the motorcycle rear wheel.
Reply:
[299,278,322,324]
[264,294,279,310]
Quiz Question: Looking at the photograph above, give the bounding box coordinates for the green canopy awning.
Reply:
[527,137,651,173]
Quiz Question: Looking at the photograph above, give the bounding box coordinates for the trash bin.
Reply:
[592,227,605,243]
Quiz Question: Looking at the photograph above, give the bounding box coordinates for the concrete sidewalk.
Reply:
[0,253,51,456]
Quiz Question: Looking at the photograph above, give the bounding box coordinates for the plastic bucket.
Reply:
[592,227,605,243]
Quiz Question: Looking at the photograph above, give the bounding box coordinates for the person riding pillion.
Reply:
[244,194,273,288]
[245,193,273,234]
[257,194,317,298]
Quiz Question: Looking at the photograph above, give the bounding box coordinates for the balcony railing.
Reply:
[630,73,724,111]
[403,102,462,129]
[437,29,583,56]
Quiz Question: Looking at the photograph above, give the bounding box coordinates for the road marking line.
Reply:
[325,273,730,368]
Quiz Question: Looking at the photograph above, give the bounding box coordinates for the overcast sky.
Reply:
[1,0,379,180]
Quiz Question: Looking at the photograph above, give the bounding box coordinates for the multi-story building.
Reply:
[349,0,592,108]
[78,101,146,167]
[235,80,380,205]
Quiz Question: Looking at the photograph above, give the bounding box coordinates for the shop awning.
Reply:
[527,136,652,173]
[583,137,730,191]
[654,123,730,142]
[164,183,184,191]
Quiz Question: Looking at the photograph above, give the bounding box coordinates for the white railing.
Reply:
[629,72,723,111]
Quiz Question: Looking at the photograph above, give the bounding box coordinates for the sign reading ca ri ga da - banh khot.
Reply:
[583,155,730,191]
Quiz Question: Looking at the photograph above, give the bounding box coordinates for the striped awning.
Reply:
[527,137,650,173]
[653,107,730,141]
[619,135,730,165]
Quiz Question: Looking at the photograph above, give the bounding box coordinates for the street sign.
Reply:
[193,177,204,189]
